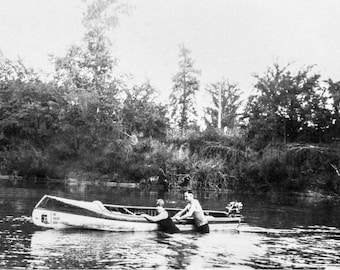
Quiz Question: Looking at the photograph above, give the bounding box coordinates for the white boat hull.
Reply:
[31,195,241,232]
[32,208,160,231]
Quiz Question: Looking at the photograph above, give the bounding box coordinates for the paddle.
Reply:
[123,208,136,215]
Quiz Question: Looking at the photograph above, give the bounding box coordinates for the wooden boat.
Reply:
[31,195,243,232]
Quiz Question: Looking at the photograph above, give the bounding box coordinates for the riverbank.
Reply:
[1,127,339,197]
[1,171,339,202]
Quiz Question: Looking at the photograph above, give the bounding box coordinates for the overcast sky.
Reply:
[1,0,340,103]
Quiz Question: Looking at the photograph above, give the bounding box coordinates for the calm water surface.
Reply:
[0,181,339,269]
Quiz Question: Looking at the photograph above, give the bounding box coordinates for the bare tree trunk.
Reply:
[218,84,222,130]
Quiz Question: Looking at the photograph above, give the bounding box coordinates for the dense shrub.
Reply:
[259,156,288,188]
[0,142,60,179]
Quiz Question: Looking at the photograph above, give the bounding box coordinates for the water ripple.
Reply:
[243,225,340,269]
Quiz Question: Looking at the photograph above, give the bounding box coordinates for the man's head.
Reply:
[184,190,194,202]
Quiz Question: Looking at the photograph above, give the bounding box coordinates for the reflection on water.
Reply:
[22,226,340,269]
[28,229,256,269]
[0,184,340,269]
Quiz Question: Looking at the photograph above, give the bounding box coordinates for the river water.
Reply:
[0,181,339,269]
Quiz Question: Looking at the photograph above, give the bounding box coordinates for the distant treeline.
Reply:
[1,0,339,195]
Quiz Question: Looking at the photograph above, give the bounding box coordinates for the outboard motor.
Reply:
[225,201,243,216]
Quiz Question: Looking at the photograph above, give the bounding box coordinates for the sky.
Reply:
[1,0,340,104]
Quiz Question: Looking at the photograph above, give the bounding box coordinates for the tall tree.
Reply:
[53,0,124,105]
[169,44,200,136]
[52,0,127,152]
[204,79,241,130]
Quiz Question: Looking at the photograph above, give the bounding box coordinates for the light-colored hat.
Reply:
[156,199,164,206]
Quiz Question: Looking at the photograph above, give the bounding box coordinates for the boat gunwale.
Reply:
[33,195,242,225]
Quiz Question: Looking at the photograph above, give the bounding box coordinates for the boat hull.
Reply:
[31,195,241,232]
[32,208,160,232]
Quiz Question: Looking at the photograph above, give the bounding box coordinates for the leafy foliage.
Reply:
[243,63,334,149]
[326,79,340,140]
[121,82,169,139]
[0,56,65,148]
[1,2,340,196]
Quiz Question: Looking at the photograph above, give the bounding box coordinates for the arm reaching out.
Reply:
[174,203,194,220]
[173,208,185,219]
[141,211,168,222]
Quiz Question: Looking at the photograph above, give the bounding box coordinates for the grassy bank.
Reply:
[1,129,339,196]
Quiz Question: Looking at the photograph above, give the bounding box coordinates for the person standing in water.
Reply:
[141,199,180,234]
[174,190,210,234]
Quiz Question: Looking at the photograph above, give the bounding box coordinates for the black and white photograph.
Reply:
[0,0,339,269]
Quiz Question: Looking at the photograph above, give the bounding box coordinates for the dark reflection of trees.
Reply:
[231,192,340,229]
[0,186,47,217]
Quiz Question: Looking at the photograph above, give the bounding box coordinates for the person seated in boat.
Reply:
[141,199,180,234]
[173,190,210,234]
